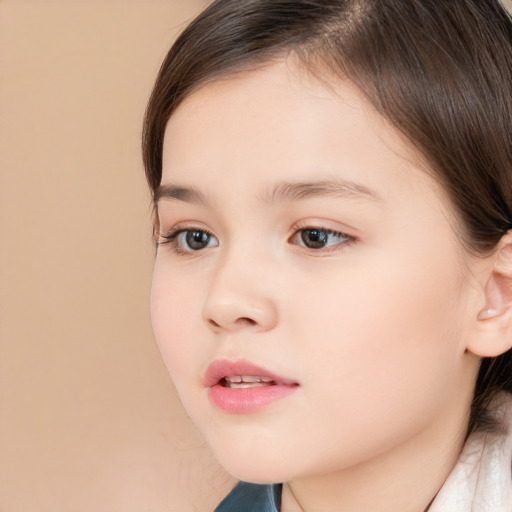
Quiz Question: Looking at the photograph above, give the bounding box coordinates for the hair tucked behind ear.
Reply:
[143,0,512,434]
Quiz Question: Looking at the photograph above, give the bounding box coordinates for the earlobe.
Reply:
[469,233,512,357]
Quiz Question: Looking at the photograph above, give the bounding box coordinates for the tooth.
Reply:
[241,376,261,383]
[222,375,276,388]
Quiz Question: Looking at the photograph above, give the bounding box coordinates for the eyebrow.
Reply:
[264,179,382,203]
[155,184,208,205]
[155,178,381,205]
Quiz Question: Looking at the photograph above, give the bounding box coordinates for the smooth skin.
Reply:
[151,59,512,511]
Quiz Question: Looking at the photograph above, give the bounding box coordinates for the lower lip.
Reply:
[208,383,297,413]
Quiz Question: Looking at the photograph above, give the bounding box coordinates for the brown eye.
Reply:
[185,230,213,250]
[292,227,352,250]
[300,229,329,249]
[159,227,219,253]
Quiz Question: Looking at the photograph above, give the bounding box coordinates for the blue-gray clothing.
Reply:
[214,482,281,512]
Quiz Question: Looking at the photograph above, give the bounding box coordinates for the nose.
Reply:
[202,254,279,334]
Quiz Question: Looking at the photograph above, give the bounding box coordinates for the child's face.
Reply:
[151,60,481,483]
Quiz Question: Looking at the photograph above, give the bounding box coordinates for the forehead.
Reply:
[161,59,440,209]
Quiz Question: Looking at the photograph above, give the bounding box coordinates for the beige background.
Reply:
[0,2,234,511]
[2,1,512,511]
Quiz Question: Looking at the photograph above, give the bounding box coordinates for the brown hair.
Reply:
[142,0,512,434]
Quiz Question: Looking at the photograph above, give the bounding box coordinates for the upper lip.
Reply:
[203,358,299,388]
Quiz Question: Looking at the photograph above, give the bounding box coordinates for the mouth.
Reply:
[204,358,298,388]
[204,359,299,414]
[220,375,276,388]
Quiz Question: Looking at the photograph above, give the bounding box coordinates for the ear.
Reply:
[467,232,512,357]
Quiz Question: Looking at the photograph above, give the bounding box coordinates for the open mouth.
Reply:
[204,358,298,388]
[220,376,277,388]
[205,359,299,413]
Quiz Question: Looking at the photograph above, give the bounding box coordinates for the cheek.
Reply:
[291,247,466,422]
[267,254,468,475]
[150,262,202,384]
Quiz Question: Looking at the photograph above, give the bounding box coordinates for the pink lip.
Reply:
[204,359,299,414]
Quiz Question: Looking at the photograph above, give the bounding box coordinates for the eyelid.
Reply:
[159,221,213,239]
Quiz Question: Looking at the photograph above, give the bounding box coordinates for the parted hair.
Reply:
[143,0,512,434]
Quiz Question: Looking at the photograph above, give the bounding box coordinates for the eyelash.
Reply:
[158,224,355,255]
[158,224,217,255]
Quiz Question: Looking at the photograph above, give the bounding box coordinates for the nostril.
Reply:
[238,317,257,326]
[206,316,259,330]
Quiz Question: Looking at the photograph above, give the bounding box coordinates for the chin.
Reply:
[210,444,292,484]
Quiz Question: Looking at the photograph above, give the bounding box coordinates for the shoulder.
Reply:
[214,481,282,512]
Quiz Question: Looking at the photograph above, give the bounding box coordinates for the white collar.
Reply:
[430,393,512,512]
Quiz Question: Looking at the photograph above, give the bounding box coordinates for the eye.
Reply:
[291,227,352,250]
[181,230,217,251]
[159,227,219,253]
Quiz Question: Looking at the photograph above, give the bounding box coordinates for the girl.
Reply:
[142,1,512,510]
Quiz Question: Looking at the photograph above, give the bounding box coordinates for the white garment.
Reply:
[430,393,512,512]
